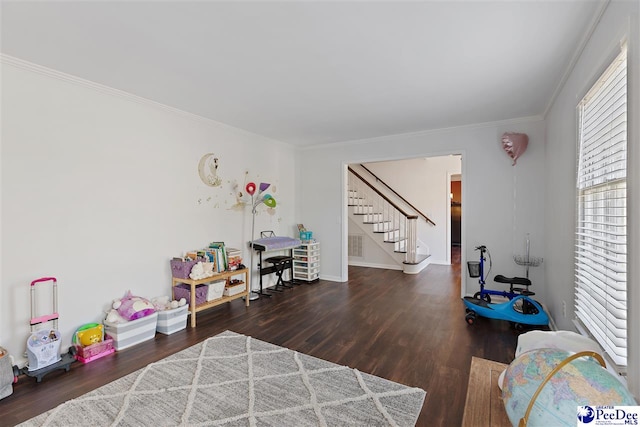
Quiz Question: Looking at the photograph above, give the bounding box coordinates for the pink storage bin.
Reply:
[75,337,115,364]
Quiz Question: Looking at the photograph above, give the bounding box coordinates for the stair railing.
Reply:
[348,167,419,263]
[360,164,436,226]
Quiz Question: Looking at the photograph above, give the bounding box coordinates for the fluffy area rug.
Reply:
[20,331,426,426]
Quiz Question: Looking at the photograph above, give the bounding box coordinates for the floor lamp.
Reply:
[246,182,276,300]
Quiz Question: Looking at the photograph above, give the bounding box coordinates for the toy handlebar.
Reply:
[30,277,57,286]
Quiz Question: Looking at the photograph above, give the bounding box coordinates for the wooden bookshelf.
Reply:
[171,268,249,327]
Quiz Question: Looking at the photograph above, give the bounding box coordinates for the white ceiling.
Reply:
[1,1,604,147]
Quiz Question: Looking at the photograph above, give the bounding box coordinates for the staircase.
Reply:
[348,166,432,274]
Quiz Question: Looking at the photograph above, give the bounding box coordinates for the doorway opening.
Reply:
[450,174,462,266]
[345,155,463,274]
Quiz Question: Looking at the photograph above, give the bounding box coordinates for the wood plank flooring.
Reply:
[1,251,521,426]
[461,357,511,427]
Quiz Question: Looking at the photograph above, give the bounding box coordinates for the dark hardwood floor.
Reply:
[1,249,520,426]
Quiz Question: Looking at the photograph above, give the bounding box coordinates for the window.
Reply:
[575,46,627,368]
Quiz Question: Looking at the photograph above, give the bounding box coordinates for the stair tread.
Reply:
[403,254,431,265]
[348,181,418,261]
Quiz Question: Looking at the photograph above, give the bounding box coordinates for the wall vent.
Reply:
[348,235,364,257]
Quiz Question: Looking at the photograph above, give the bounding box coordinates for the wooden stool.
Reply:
[265,256,293,291]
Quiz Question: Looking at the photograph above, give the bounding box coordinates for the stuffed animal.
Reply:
[189,261,215,280]
[105,309,127,324]
[113,291,155,321]
[151,296,187,311]
[76,324,103,346]
[151,295,171,311]
[202,262,215,276]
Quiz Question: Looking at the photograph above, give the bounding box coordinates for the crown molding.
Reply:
[542,0,610,117]
[1,54,546,152]
[300,114,544,151]
[0,54,293,149]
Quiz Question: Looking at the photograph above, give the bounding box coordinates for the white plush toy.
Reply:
[151,295,186,311]
[202,262,215,276]
[189,261,215,280]
[105,308,127,324]
[151,295,171,311]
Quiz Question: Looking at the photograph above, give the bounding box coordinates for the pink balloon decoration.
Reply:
[245,182,256,196]
[501,132,529,165]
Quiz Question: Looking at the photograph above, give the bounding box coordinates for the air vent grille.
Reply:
[348,235,363,257]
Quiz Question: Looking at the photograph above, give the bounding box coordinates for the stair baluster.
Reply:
[348,167,417,264]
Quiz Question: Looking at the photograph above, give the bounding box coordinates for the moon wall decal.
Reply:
[198,153,222,187]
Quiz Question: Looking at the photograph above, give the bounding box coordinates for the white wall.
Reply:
[296,118,547,299]
[364,155,462,265]
[348,216,401,270]
[544,0,639,397]
[0,59,296,362]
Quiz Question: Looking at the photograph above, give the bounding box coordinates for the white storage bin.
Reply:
[104,312,158,351]
[156,305,188,335]
[223,283,245,297]
[206,280,226,301]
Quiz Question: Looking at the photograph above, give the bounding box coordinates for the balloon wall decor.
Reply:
[501,132,528,165]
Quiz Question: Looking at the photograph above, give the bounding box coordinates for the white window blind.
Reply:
[575,47,627,367]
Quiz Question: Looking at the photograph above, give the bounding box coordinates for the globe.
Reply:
[502,348,637,426]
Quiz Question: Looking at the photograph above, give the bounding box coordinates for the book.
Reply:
[209,242,228,271]
[226,248,243,271]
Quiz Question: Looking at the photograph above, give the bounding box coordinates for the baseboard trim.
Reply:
[319,274,344,282]
[348,261,402,271]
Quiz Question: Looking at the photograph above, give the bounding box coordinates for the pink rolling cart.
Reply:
[13,277,76,383]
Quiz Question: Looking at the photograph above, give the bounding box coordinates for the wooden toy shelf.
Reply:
[171,268,250,327]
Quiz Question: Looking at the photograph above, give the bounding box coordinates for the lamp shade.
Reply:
[245,182,256,196]
[263,197,276,208]
[259,182,271,193]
